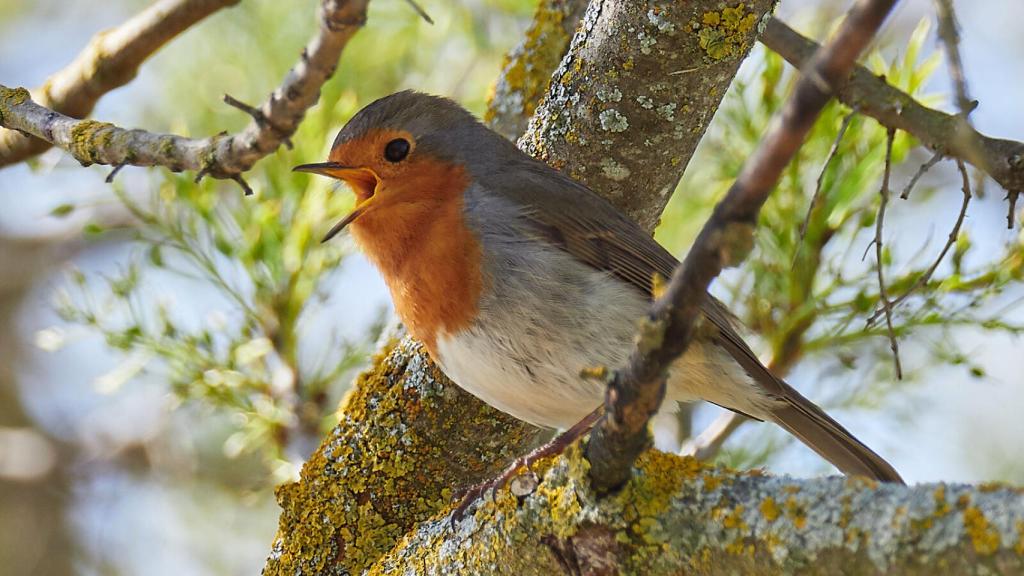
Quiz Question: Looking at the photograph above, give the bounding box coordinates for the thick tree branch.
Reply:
[586,0,900,492]
[761,18,1024,198]
[372,449,1024,575]
[0,0,241,167]
[485,0,589,141]
[0,0,369,189]
[519,0,777,232]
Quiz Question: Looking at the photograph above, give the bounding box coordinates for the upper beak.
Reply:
[293,162,379,242]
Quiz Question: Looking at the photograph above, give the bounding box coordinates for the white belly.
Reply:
[435,322,772,430]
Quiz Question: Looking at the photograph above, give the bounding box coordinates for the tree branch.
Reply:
[485,0,589,141]
[371,450,1024,575]
[0,0,241,167]
[761,18,1024,200]
[519,0,777,232]
[0,0,369,188]
[586,0,900,493]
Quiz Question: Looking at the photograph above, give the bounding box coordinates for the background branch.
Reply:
[762,18,1024,201]
[0,0,241,167]
[0,0,369,189]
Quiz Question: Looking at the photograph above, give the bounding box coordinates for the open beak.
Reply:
[293,162,380,242]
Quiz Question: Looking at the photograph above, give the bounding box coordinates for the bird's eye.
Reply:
[384,138,410,162]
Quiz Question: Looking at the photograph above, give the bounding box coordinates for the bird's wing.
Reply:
[489,160,786,400]
[487,162,905,482]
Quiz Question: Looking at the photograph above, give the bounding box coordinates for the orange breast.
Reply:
[348,163,484,354]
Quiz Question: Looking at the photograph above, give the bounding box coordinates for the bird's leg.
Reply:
[450,407,603,523]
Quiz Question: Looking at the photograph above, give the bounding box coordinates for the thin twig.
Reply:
[231,174,254,196]
[800,110,858,243]
[0,0,241,167]
[867,159,972,326]
[1008,190,1020,229]
[223,93,293,149]
[402,0,434,24]
[585,0,901,493]
[105,163,127,184]
[874,128,903,379]
[680,411,748,461]
[900,150,943,199]
[0,0,370,185]
[761,18,1024,199]
[933,0,973,116]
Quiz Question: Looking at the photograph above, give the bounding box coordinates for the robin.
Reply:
[294,90,904,487]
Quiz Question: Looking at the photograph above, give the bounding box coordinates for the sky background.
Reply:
[1,0,1022,574]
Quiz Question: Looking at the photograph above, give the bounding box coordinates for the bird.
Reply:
[294,90,904,486]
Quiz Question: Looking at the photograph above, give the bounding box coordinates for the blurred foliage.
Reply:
[658,20,1024,470]
[45,0,536,481]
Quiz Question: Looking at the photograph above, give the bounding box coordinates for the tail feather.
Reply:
[769,387,904,484]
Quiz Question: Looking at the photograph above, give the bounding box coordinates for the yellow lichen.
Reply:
[68,119,115,165]
[933,485,950,516]
[486,0,574,125]
[760,497,780,522]
[264,339,544,576]
[962,506,1001,555]
[785,496,807,530]
[694,3,758,61]
[0,86,31,125]
[1015,521,1024,556]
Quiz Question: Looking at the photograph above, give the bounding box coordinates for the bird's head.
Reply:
[294,90,501,242]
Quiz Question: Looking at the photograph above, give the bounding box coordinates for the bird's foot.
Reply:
[449,408,602,525]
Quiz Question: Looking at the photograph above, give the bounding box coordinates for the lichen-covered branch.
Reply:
[586,0,900,492]
[371,447,1024,575]
[485,0,589,141]
[0,0,241,167]
[519,0,778,232]
[263,338,546,575]
[761,18,1024,196]
[0,0,369,189]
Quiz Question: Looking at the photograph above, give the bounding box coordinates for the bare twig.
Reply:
[867,158,973,326]
[105,163,127,184]
[762,18,1024,199]
[873,128,903,379]
[0,0,241,167]
[800,110,857,243]
[900,150,944,199]
[402,0,434,24]
[0,0,370,185]
[223,93,293,149]
[933,0,973,116]
[1009,190,1021,228]
[585,0,901,493]
[680,411,748,460]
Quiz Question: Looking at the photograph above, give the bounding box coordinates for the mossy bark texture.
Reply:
[519,0,778,232]
[372,449,1024,575]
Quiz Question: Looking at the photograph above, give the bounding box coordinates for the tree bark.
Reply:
[371,450,1024,575]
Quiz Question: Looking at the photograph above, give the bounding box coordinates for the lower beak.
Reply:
[293,162,379,242]
[321,205,367,243]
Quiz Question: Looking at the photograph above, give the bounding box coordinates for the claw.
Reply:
[447,408,603,527]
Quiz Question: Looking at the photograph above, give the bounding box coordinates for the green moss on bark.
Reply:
[262,337,545,575]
